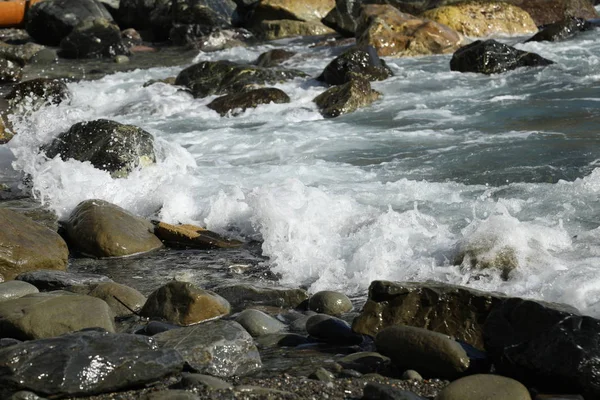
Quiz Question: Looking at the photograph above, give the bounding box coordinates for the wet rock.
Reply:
[338,352,391,374]
[306,313,363,345]
[43,119,156,178]
[308,290,353,316]
[178,372,233,390]
[352,281,502,350]
[251,0,335,22]
[16,269,112,291]
[450,39,554,75]
[153,221,244,248]
[171,0,238,35]
[402,370,423,381]
[534,395,584,400]
[502,0,598,26]
[287,310,317,332]
[64,199,163,257]
[71,282,146,316]
[0,330,184,398]
[254,332,311,348]
[318,46,392,86]
[436,374,531,400]
[0,338,21,349]
[235,386,295,397]
[309,367,336,382]
[144,390,200,400]
[9,391,46,400]
[1,199,60,232]
[526,17,592,43]
[208,87,290,116]
[59,18,129,59]
[0,281,39,302]
[250,19,336,40]
[140,281,230,325]
[122,28,143,47]
[235,309,286,337]
[255,49,296,68]
[171,26,253,50]
[422,2,537,38]
[0,42,45,65]
[144,77,177,87]
[0,115,11,143]
[0,292,115,340]
[363,382,426,400]
[376,325,470,379]
[212,283,308,311]
[0,208,68,281]
[484,297,600,398]
[154,319,261,377]
[321,0,363,36]
[26,0,114,46]
[356,5,463,57]
[314,75,380,118]
[6,78,70,114]
[0,57,23,83]
[114,55,130,63]
[137,320,182,336]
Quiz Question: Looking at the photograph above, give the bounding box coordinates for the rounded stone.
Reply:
[435,374,531,400]
[306,313,363,345]
[402,369,423,381]
[308,290,353,316]
[235,309,286,337]
[0,281,39,302]
[87,282,146,317]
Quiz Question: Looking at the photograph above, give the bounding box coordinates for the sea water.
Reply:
[5,28,600,315]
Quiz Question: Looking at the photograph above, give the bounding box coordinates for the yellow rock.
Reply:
[253,0,335,22]
[356,5,463,58]
[422,2,537,38]
[154,221,243,249]
[252,19,335,40]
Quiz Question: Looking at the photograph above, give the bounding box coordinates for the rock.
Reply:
[212,283,308,311]
[235,386,295,397]
[314,75,381,118]
[208,87,290,116]
[422,2,537,38]
[5,78,70,114]
[172,0,238,33]
[117,0,173,41]
[16,270,112,291]
[64,199,163,257]
[306,313,363,345]
[376,325,470,379]
[144,390,200,400]
[308,290,353,316]
[43,119,156,178]
[526,17,592,43]
[114,55,130,63]
[140,281,230,325]
[136,320,181,336]
[484,297,600,398]
[337,352,391,374]
[0,281,39,302]
[250,0,335,23]
[153,221,244,248]
[534,396,584,400]
[0,330,184,398]
[317,46,393,86]
[0,57,23,83]
[502,0,598,26]
[363,382,426,400]
[0,42,45,65]
[352,281,503,350]
[255,49,296,68]
[122,28,143,47]
[0,209,68,281]
[0,338,21,349]
[309,367,336,382]
[0,115,11,144]
[450,39,554,75]
[287,311,317,332]
[356,5,463,57]
[250,19,336,40]
[321,0,363,36]
[59,18,129,59]
[9,391,46,400]
[235,309,286,337]
[154,319,261,377]
[26,0,114,46]
[254,332,311,348]
[175,60,307,98]
[0,292,115,340]
[72,282,146,316]
[178,372,233,390]
[171,26,253,50]
[436,374,531,400]
[402,370,423,381]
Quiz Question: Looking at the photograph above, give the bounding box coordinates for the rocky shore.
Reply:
[1,0,600,399]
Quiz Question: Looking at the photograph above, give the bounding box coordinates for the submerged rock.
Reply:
[0,330,184,398]
[207,87,290,116]
[450,39,554,74]
[212,283,308,311]
[0,57,23,83]
[59,18,129,59]
[314,76,381,118]
[526,17,593,43]
[317,46,393,86]
[43,119,156,178]
[254,49,296,68]
[0,42,45,65]
[436,374,531,400]
[153,221,244,248]
[16,269,112,291]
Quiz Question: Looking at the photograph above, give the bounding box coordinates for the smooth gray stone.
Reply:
[0,338,21,349]
[16,269,112,291]
[436,374,531,400]
[235,309,286,337]
[306,314,363,345]
[363,382,426,400]
[0,281,39,302]
[309,367,335,382]
[178,373,233,390]
[340,369,362,378]
[287,310,317,332]
[308,290,353,316]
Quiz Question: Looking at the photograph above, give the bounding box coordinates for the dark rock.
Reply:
[170,26,253,49]
[254,332,311,348]
[153,221,244,249]
[534,395,584,400]
[154,319,262,377]
[436,374,531,400]
[308,290,353,316]
[207,87,290,116]
[254,49,296,68]
[450,39,554,75]
[121,28,143,47]
[44,119,156,178]
[117,0,173,41]
[178,372,233,390]
[235,386,295,397]
[314,75,380,118]
[212,283,308,311]
[0,42,45,65]
[306,313,363,345]
[401,370,423,381]
[0,330,184,398]
[0,209,68,281]
[318,45,392,86]
[363,382,426,400]
[235,309,286,337]
[0,57,23,83]
[526,17,593,43]
[5,78,70,113]
[26,0,114,46]
[0,281,39,302]
[137,320,182,336]
[484,297,600,398]
[9,391,46,400]
[59,18,130,59]
[322,0,363,36]
[352,280,504,350]
[172,0,239,30]
[337,352,391,374]
[0,338,22,349]
[64,199,163,257]
[144,390,200,400]
[16,270,112,291]
[175,60,307,98]
[309,367,335,382]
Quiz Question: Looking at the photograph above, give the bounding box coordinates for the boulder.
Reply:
[140,281,231,325]
[44,119,156,178]
[306,313,363,345]
[5,78,70,114]
[314,75,380,118]
[117,0,173,41]
[250,0,335,23]
[422,2,537,38]
[526,17,593,43]
[153,221,244,248]
[376,325,470,379]
[172,0,238,30]
[73,282,146,316]
[207,87,290,116]
[254,49,296,67]
[356,5,463,57]
[235,309,286,337]
[0,292,115,340]
[501,0,598,26]
[16,269,112,291]
[321,0,363,36]
[0,57,23,83]
[0,208,68,282]
[212,283,308,311]
[26,0,114,46]
[64,199,162,257]
[308,290,353,316]
[436,374,531,400]
[153,319,261,377]
[0,330,184,398]
[59,18,129,59]
[450,39,554,75]
[484,298,600,398]
[318,46,392,86]
[250,19,336,40]
[352,281,503,350]
[175,60,307,98]
[0,281,39,302]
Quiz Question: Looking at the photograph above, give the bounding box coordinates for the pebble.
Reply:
[235,309,286,337]
[308,290,353,316]
[436,374,531,400]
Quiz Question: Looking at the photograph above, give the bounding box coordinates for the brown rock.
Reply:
[252,19,335,40]
[252,0,335,23]
[254,49,296,68]
[436,374,531,400]
[356,5,463,57]
[314,75,380,118]
[501,0,597,26]
[72,282,146,317]
[153,221,243,249]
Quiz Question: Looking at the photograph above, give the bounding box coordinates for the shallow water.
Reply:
[5,28,600,315]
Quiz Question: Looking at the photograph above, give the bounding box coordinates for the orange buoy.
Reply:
[0,0,42,28]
